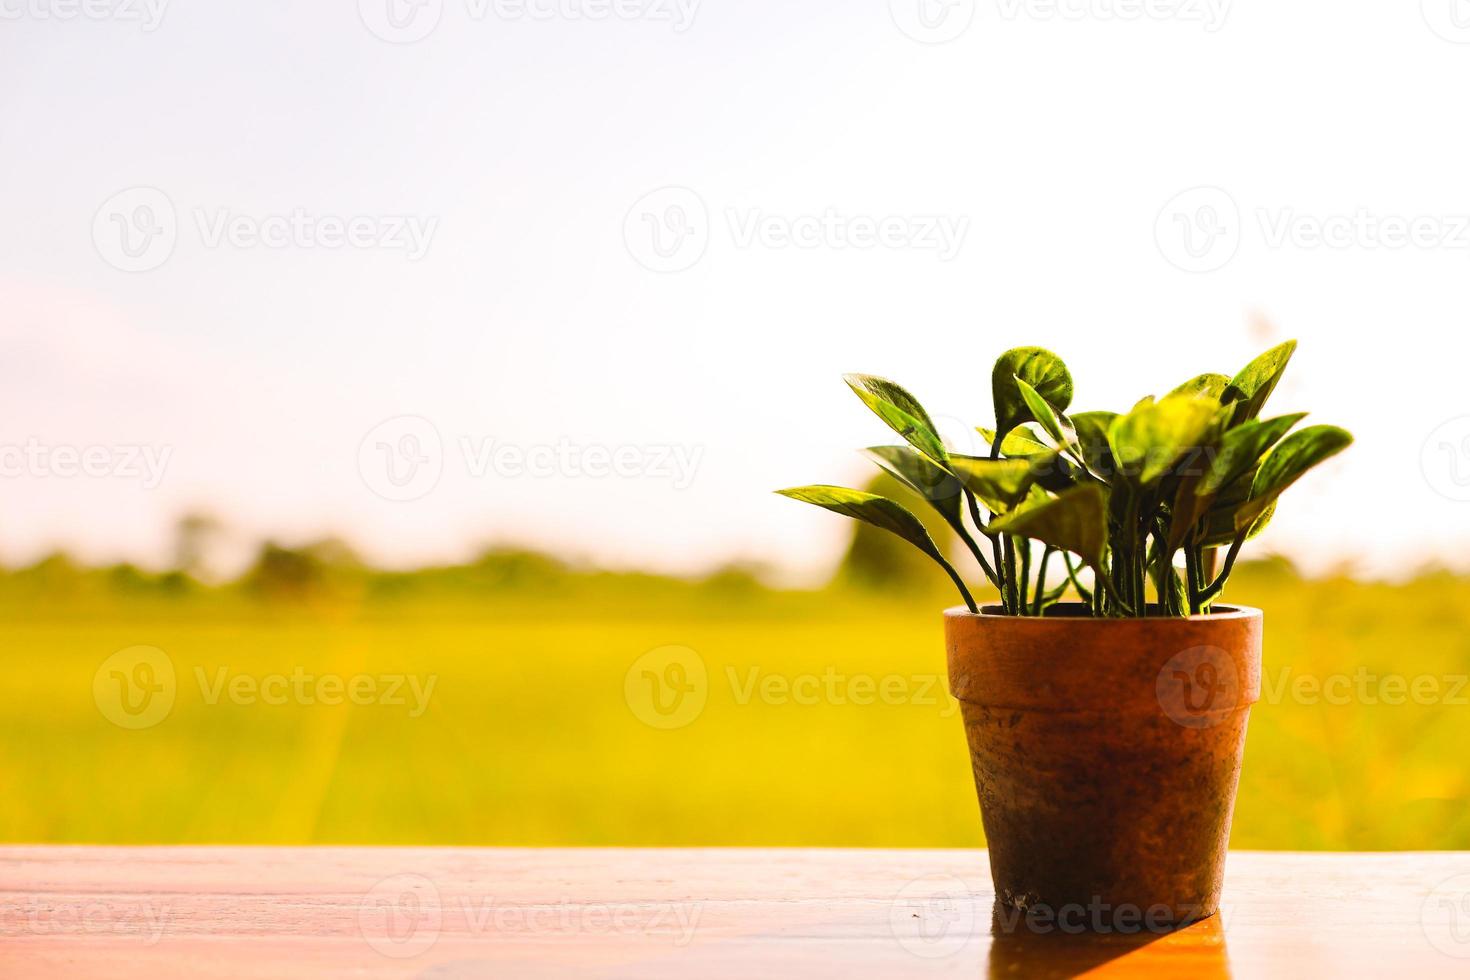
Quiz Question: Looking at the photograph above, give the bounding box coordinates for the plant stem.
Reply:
[959,490,1001,590]
[1019,539,1033,613]
[939,556,979,613]
[1199,530,1248,606]
[1097,571,1135,616]
[1185,542,1203,615]
[1031,547,1053,615]
[1062,552,1093,604]
[1002,536,1019,615]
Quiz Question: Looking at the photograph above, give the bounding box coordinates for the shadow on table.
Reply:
[983,905,1230,979]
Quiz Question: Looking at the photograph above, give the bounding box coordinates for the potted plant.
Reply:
[778,341,1351,927]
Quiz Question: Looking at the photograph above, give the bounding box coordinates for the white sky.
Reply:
[2,1,1469,581]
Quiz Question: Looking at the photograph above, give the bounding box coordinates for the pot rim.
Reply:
[944,602,1261,624]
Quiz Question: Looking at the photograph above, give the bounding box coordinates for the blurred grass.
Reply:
[2,562,1468,848]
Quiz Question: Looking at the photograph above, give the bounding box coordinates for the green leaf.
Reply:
[1107,394,1221,488]
[1169,373,1232,400]
[1071,411,1119,481]
[776,485,976,610]
[991,348,1073,439]
[1199,490,1276,547]
[1224,340,1297,424]
[776,485,951,564]
[1016,376,1078,451]
[977,425,1052,458]
[863,446,966,528]
[1197,412,1307,498]
[1233,424,1353,528]
[946,455,1047,514]
[989,483,1109,573]
[843,374,948,465]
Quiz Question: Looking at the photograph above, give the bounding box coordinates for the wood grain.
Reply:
[2,848,1468,977]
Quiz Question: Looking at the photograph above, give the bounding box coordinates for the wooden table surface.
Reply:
[3,848,1470,978]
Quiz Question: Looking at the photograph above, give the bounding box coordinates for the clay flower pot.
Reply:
[945,603,1262,927]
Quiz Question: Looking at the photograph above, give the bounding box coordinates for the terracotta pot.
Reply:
[945,602,1262,927]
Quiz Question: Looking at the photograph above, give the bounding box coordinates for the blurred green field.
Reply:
[3,563,1468,849]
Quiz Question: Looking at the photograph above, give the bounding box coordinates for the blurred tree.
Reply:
[173,511,223,580]
[243,537,364,601]
[834,471,960,595]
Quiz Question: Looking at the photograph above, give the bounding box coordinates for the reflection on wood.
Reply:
[0,848,1466,977]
